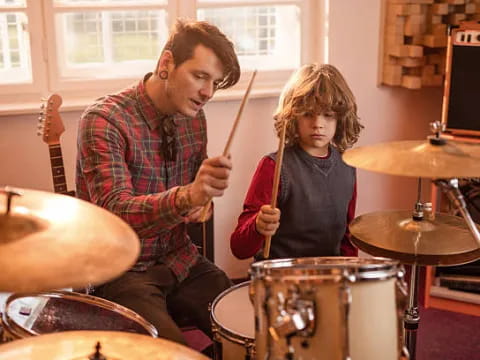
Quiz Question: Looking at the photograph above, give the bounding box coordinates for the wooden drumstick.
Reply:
[263,118,287,259]
[198,70,258,222]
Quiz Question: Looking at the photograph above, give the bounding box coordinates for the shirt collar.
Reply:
[136,72,172,130]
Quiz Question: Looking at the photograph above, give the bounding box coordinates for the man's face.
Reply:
[165,44,225,117]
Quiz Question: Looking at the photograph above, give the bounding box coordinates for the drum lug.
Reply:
[269,297,315,340]
[339,280,353,360]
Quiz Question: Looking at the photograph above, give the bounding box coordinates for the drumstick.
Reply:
[198,70,258,222]
[263,118,287,259]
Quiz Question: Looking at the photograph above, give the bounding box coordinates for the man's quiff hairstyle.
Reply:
[274,63,363,152]
[161,19,240,90]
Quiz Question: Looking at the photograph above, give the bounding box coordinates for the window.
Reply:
[0,0,324,114]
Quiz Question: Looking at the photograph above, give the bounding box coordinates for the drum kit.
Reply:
[1,123,480,359]
[210,124,480,360]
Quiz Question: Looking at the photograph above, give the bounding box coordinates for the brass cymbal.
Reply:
[349,210,480,265]
[342,139,480,178]
[0,330,209,359]
[0,187,139,292]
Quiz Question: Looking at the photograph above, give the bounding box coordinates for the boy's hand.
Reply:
[255,205,281,237]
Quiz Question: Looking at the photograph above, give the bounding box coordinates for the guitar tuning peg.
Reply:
[40,103,45,109]
[38,116,43,122]
[36,130,42,136]
[37,123,44,130]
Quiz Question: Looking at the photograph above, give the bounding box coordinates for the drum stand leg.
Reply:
[404,264,420,360]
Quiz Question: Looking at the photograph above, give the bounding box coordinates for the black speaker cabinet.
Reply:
[442,22,480,136]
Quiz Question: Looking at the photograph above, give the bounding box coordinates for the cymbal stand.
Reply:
[404,263,420,360]
[403,178,423,360]
[0,187,21,216]
[434,178,480,247]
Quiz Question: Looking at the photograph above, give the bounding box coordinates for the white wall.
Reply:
[0,0,444,279]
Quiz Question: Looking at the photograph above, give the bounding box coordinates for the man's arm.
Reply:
[77,113,186,238]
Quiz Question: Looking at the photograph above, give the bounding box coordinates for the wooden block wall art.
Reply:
[381,0,480,89]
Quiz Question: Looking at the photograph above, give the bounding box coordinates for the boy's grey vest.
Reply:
[260,144,355,260]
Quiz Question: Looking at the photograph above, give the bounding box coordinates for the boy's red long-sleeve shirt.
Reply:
[230,156,358,259]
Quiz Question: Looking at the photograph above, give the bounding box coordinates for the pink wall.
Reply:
[328,0,443,215]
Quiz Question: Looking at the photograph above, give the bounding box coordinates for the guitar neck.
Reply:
[48,143,69,194]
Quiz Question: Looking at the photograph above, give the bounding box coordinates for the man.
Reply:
[76,19,240,347]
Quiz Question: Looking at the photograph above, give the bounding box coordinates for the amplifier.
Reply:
[442,22,480,137]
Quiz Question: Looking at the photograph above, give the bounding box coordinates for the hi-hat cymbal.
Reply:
[349,210,480,265]
[0,187,139,292]
[0,330,209,359]
[342,139,480,178]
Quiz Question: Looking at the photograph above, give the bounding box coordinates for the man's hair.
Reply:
[161,19,240,90]
[274,63,363,152]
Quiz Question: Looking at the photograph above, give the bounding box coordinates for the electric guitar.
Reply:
[37,94,74,196]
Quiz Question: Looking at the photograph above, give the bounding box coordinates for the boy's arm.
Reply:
[230,157,278,259]
[341,179,358,256]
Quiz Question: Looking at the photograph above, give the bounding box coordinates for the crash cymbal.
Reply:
[350,210,480,265]
[342,138,480,178]
[0,330,209,359]
[0,187,139,292]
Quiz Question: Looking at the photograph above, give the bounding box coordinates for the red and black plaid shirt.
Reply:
[76,73,206,281]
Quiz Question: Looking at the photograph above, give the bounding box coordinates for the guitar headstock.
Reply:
[37,94,64,144]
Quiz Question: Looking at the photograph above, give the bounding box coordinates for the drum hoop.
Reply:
[250,256,401,282]
[2,290,158,338]
[210,281,254,344]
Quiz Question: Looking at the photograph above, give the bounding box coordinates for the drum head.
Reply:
[0,330,208,359]
[3,291,157,338]
[211,282,254,339]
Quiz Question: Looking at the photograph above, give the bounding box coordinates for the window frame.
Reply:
[0,0,326,115]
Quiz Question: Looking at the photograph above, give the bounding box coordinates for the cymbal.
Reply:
[342,139,480,178]
[0,330,209,359]
[0,187,139,292]
[349,210,480,265]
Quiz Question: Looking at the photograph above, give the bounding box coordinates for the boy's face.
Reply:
[296,111,337,157]
[165,44,224,117]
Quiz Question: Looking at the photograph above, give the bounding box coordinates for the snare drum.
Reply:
[1,291,158,342]
[210,282,255,360]
[250,257,406,360]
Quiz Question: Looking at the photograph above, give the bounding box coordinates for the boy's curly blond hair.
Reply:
[273,63,363,153]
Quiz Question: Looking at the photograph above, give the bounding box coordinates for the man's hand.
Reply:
[184,204,212,223]
[189,155,232,207]
[255,205,281,237]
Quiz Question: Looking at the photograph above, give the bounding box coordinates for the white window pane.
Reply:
[54,0,166,4]
[0,0,26,6]
[197,5,300,71]
[0,11,31,84]
[56,9,167,79]
[198,0,289,4]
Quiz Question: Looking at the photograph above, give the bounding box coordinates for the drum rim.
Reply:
[2,290,158,339]
[210,281,254,344]
[249,256,402,281]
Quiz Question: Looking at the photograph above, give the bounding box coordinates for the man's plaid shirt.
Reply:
[76,73,206,281]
